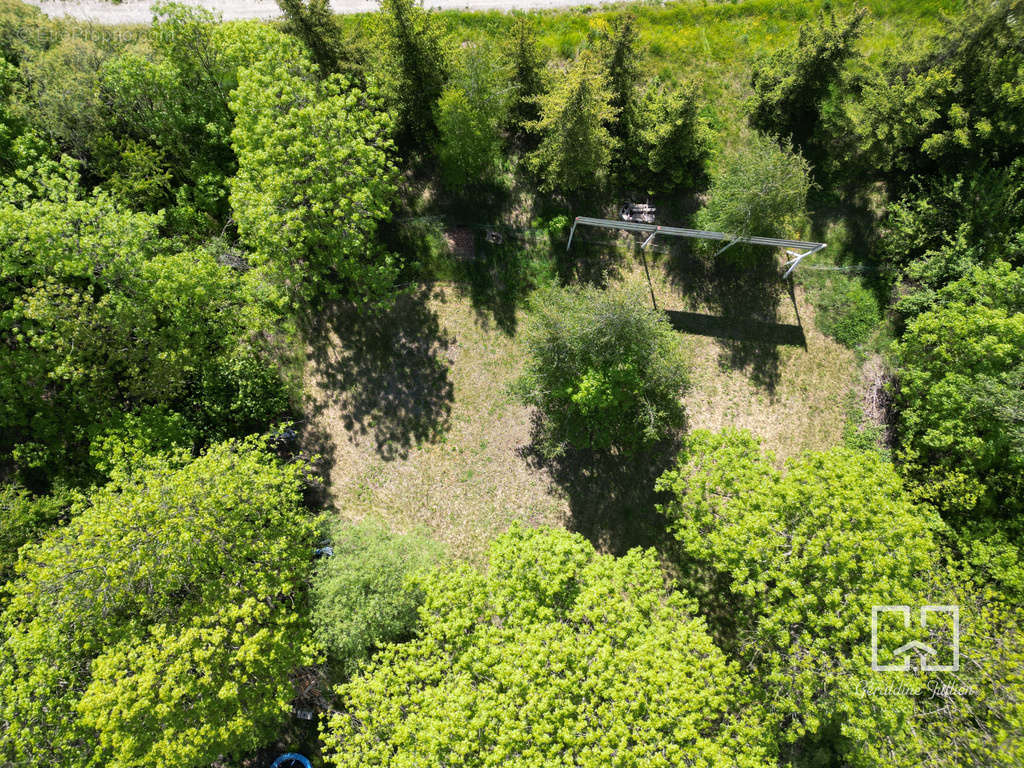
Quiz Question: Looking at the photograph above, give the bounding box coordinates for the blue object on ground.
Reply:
[271,753,312,768]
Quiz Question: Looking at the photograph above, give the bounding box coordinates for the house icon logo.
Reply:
[871,605,959,672]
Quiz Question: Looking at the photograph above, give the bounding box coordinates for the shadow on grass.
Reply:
[666,243,801,392]
[521,422,682,557]
[305,287,454,462]
[665,309,806,346]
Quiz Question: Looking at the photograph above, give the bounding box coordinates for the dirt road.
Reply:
[27,0,605,24]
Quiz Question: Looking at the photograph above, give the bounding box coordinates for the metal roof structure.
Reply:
[566,216,827,279]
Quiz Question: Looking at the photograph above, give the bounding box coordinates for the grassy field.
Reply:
[305,250,859,560]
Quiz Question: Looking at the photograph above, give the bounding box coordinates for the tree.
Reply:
[601,11,641,147]
[374,0,449,148]
[855,0,1023,187]
[434,44,509,191]
[749,8,865,159]
[695,132,811,260]
[893,261,1024,589]
[529,51,616,196]
[503,15,545,139]
[513,281,688,458]
[321,525,773,768]
[0,158,293,483]
[229,49,399,305]
[310,519,442,676]
[0,483,69,584]
[277,0,355,78]
[631,80,711,194]
[656,429,944,767]
[97,3,236,222]
[0,439,316,768]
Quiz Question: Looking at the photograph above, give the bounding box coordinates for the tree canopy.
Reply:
[322,525,772,768]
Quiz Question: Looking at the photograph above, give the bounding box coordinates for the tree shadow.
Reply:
[305,287,454,462]
[520,418,682,557]
[451,227,547,336]
[666,243,796,392]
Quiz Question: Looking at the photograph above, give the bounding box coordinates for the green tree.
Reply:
[0,439,316,768]
[0,158,293,482]
[0,483,70,583]
[696,132,811,260]
[601,11,641,148]
[631,80,711,194]
[311,519,442,676]
[374,0,449,148]
[893,261,1024,588]
[855,0,1023,187]
[229,49,399,305]
[749,8,865,159]
[434,43,509,191]
[529,51,616,196]
[277,0,354,78]
[321,525,772,768]
[513,281,688,457]
[97,3,236,222]
[657,429,944,767]
[16,36,106,162]
[503,15,544,139]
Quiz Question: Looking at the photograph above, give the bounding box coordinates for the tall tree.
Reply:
[602,11,641,148]
[503,15,545,139]
[374,0,449,149]
[657,430,944,767]
[276,0,357,79]
[749,8,865,160]
[435,43,509,191]
[229,46,399,305]
[0,439,315,768]
[321,525,773,768]
[529,50,616,196]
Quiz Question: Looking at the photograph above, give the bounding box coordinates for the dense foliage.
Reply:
[0,439,314,767]
[0,0,1021,763]
[322,525,771,768]
[657,430,987,767]
[514,282,688,457]
[229,34,399,305]
[310,519,442,675]
[0,157,293,484]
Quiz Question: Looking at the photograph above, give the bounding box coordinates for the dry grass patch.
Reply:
[304,257,860,560]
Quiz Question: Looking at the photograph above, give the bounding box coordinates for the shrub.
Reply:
[310,519,443,676]
[696,132,812,261]
[812,274,881,347]
[514,281,688,457]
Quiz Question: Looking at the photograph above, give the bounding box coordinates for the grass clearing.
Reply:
[304,248,860,560]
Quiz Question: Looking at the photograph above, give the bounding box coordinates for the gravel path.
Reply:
[27,0,603,24]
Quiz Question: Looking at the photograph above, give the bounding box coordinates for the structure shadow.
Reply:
[665,243,799,392]
[665,309,806,347]
[305,287,454,462]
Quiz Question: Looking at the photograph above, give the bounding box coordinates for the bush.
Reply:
[696,132,812,261]
[812,274,881,347]
[310,519,443,676]
[514,281,689,457]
